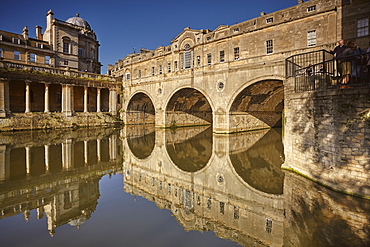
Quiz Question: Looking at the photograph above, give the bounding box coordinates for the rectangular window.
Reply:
[233,28,239,33]
[266,17,273,24]
[63,42,69,53]
[0,48,2,57]
[266,40,273,54]
[220,50,225,62]
[45,56,50,65]
[234,47,240,60]
[151,67,155,76]
[12,38,20,44]
[307,30,316,47]
[207,54,212,65]
[78,48,83,57]
[184,51,191,69]
[159,65,162,74]
[14,51,20,60]
[138,70,141,78]
[197,56,201,67]
[126,73,130,80]
[167,63,171,73]
[36,43,44,49]
[307,5,316,12]
[357,17,369,37]
[30,53,36,62]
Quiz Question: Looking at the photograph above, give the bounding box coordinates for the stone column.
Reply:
[97,88,101,112]
[25,81,31,113]
[0,145,7,181]
[44,83,50,113]
[97,139,101,162]
[62,85,74,116]
[0,80,8,117]
[109,89,117,115]
[84,140,88,164]
[109,135,117,160]
[44,145,50,172]
[84,87,88,113]
[26,147,31,174]
[62,138,73,169]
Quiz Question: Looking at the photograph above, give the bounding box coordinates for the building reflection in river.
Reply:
[123,125,369,247]
[0,128,122,236]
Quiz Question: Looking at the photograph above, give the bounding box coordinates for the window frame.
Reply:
[266,40,273,54]
[14,51,21,60]
[234,47,240,60]
[307,30,316,47]
[357,17,369,37]
[45,56,50,65]
[220,50,225,63]
[30,53,36,63]
[207,53,212,65]
[307,5,316,12]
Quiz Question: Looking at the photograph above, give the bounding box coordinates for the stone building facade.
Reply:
[108,0,369,133]
[0,10,120,129]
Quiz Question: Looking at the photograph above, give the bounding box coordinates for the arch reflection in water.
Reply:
[229,128,285,194]
[123,127,286,246]
[0,128,122,235]
[166,127,212,172]
[125,124,156,159]
[123,127,369,246]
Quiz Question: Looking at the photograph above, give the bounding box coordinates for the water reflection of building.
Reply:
[123,126,285,246]
[0,128,122,235]
[122,126,369,246]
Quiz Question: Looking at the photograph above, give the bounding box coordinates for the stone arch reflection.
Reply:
[126,125,155,160]
[166,127,212,172]
[229,128,285,195]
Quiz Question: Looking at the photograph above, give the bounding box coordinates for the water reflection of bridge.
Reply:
[122,125,369,247]
[122,125,285,246]
[0,128,122,235]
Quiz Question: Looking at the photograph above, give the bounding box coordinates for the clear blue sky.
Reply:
[1,0,299,74]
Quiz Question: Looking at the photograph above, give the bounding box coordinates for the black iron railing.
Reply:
[286,49,369,92]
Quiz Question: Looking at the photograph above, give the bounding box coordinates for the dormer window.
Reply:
[12,38,20,44]
[266,17,273,24]
[307,5,316,12]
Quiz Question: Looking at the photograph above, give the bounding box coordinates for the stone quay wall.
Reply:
[283,80,370,197]
[0,112,122,131]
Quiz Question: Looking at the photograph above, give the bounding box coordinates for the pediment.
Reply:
[171,27,202,43]
[214,25,229,32]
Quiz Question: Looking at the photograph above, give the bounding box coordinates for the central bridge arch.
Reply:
[165,88,213,128]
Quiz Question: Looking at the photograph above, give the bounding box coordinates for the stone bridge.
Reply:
[122,60,284,134]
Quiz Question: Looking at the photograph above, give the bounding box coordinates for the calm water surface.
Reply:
[0,126,368,247]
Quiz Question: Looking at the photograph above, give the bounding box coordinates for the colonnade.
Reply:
[0,80,118,116]
[0,135,118,180]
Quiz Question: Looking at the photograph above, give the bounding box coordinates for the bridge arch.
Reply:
[227,77,284,132]
[126,91,155,125]
[164,87,214,128]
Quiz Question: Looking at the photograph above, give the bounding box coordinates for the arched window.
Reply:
[62,37,71,54]
[180,43,192,69]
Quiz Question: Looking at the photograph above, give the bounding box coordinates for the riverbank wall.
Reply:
[283,84,370,198]
[0,112,122,131]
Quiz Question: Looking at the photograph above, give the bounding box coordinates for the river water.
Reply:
[0,126,368,247]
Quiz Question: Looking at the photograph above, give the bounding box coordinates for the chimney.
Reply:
[36,26,43,40]
[260,12,266,16]
[46,9,54,29]
[22,26,29,40]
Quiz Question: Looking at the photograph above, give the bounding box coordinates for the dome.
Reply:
[66,13,92,31]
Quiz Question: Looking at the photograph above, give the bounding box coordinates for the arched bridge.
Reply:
[122,61,285,134]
